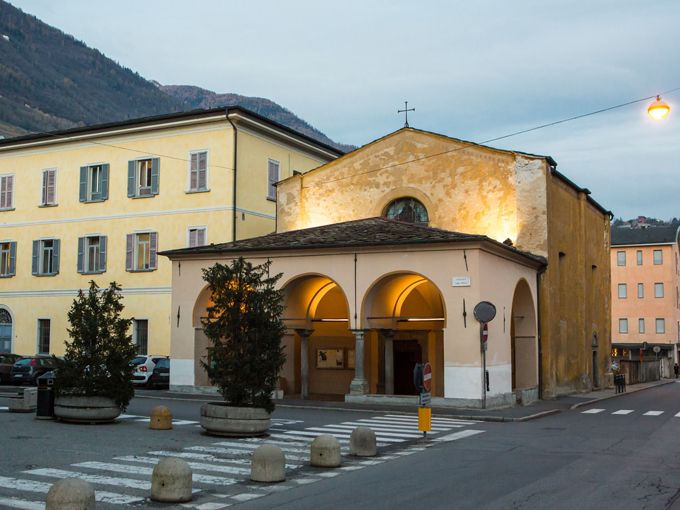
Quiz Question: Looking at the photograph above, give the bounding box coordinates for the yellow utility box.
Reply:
[418,407,431,432]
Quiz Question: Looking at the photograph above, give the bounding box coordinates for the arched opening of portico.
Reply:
[361,273,446,397]
[280,274,352,400]
[510,279,538,391]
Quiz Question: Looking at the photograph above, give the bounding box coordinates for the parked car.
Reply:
[131,355,168,387]
[10,356,57,386]
[148,358,170,390]
[0,354,24,384]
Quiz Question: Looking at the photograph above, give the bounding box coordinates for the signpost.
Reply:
[414,363,433,437]
[474,301,497,410]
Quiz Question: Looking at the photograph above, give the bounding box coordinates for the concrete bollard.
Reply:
[251,444,286,482]
[310,434,341,468]
[150,406,172,430]
[350,426,377,457]
[46,477,95,510]
[150,457,192,503]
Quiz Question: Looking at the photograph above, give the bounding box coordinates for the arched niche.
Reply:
[511,278,538,391]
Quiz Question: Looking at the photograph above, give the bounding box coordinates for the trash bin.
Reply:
[36,371,56,420]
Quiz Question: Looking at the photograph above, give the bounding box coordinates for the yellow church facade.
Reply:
[0,107,341,361]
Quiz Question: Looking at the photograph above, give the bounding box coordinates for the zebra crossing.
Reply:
[581,408,680,416]
[0,414,483,509]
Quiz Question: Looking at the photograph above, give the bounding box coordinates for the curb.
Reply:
[134,394,560,423]
[569,380,676,410]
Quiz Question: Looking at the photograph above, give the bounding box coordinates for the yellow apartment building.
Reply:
[0,107,342,364]
[611,226,680,369]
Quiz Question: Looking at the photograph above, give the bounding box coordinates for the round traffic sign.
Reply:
[423,363,432,391]
[473,301,496,323]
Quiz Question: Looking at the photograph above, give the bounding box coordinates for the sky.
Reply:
[9,0,680,221]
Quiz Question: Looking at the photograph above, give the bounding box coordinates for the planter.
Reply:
[54,396,121,424]
[200,403,271,437]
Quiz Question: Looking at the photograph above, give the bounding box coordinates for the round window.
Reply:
[382,197,429,225]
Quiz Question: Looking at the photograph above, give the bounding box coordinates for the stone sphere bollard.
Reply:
[251,444,286,482]
[151,457,193,503]
[46,478,95,510]
[150,406,172,430]
[310,434,341,468]
[350,426,377,457]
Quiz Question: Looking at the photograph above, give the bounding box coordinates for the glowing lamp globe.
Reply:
[648,96,670,120]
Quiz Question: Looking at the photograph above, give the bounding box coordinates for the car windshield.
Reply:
[14,358,33,366]
[155,360,170,369]
[131,357,147,365]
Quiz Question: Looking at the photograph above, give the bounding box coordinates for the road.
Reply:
[1,383,680,509]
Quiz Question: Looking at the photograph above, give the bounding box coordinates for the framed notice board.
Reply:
[316,348,345,369]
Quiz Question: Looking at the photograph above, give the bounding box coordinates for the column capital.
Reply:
[294,328,314,338]
[379,328,395,339]
[350,329,369,338]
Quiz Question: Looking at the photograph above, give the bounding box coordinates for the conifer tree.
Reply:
[200,258,286,413]
[54,281,137,410]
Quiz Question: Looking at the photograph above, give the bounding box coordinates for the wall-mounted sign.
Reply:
[452,277,471,287]
[316,349,345,369]
[347,349,356,369]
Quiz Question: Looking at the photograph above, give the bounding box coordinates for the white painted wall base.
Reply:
[444,364,512,400]
[170,359,195,387]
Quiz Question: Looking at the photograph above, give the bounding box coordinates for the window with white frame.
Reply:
[134,319,149,355]
[0,174,14,210]
[638,283,644,298]
[79,164,109,203]
[267,159,280,200]
[618,284,627,298]
[0,242,16,277]
[619,318,628,334]
[639,318,645,334]
[654,249,663,265]
[77,235,107,274]
[41,169,57,206]
[617,251,626,266]
[188,151,208,192]
[187,227,207,248]
[655,283,664,298]
[656,318,665,334]
[126,232,158,272]
[37,319,50,354]
[32,239,60,276]
[637,250,643,265]
[127,158,160,198]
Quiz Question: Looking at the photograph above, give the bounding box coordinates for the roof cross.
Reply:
[398,101,415,128]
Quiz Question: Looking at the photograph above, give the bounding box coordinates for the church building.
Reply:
[162,127,612,406]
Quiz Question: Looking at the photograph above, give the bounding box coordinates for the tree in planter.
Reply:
[54,281,138,410]
[200,257,286,414]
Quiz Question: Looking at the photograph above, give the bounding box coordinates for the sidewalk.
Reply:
[133,378,677,423]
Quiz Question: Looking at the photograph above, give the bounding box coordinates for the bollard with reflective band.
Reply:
[418,407,431,433]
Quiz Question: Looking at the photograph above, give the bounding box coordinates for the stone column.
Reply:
[381,329,395,395]
[349,330,369,394]
[295,329,314,400]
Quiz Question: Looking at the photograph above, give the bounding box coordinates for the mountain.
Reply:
[0,1,352,153]
[160,85,355,153]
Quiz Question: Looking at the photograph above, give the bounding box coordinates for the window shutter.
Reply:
[268,161,278,200]
[99,236,107,272]
[151,158,160,195]
[41,171,48,205]
[101,164,109,200]
[189,229,197,248]
[8,242,16,276]
[52,239,60,274]
[197,228,205,247]
[31,240,39,275]
[0,176,6,209]
[46,170,56,205]
[79,166,88,202]
[149,232,158,270]
[77,237,84,274]
[190,153,198,190]
[127,161,136,197]
[198,152,207,190]
[6,175,13,208]
[126,234,134,271]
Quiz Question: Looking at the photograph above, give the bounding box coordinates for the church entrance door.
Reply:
[394,340,422,395]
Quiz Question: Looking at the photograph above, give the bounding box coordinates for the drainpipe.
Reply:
[536,264,548,400]
[227,114,238,242]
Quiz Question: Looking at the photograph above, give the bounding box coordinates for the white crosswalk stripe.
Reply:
[581,409,605,414]
[612,410,634,415]
[644,411,664,416]
[0,496,44,509]
[0,476,144,505]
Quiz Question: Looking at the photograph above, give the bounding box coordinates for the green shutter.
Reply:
[128,161,136,197]
[31,240,39,275]
[52,239,60,274]
[77,237,84,273]
[99,236,107,272]
[151,158,160,195]
[79,166,88,202]
[101,164,109,200]
[8,242,16,276]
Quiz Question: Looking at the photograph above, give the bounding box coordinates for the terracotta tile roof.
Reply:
[611,226,680,246]
[160,217,545,264]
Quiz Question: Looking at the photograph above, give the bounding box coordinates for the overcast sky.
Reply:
[9,0,680,221]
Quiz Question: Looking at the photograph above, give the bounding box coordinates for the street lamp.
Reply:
[648,96,670,120]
